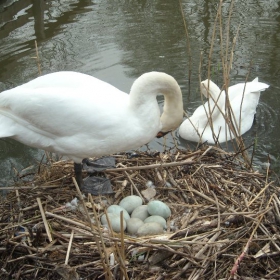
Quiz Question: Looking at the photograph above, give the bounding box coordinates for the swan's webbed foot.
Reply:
[73,157,115,195]
[82,157,116,172]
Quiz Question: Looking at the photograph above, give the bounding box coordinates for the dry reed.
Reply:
[0,146,279,279]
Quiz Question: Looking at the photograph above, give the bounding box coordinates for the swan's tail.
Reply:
[251,77,269,92]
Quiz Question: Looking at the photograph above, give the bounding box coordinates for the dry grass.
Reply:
[0,1,277,279]
[0,146,280,279]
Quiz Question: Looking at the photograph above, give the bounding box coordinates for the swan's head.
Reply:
[201,79,221,100]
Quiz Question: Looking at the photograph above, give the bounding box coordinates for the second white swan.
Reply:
[179,78,269,144]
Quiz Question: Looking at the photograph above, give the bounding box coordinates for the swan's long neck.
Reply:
[129,72,183,132]
[201,79,221,100]
[201,79,224,122]
[160,84,183,132]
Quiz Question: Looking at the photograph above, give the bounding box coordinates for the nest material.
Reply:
[0,146,280,280]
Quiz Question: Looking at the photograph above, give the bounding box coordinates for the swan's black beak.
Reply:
[156,131,171,138]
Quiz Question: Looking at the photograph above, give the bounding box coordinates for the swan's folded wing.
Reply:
[228,78,269,98]
[0,85,129,139]
[18,71,115,90]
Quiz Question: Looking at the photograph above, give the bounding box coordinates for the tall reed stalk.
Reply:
[180,0,252,168]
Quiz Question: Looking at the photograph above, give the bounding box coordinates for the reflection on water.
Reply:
[0,0,279,186]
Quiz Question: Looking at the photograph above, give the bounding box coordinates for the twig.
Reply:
[89,194,112,276]
[125,171,144,201]
[103,159,194,172]
[0,184,62,190]
[34,40,42,75]
[179,0,192,84]
[45,212,91,231]
[65,230,74,265]
[37,197,53,242]
[247,181,273,207]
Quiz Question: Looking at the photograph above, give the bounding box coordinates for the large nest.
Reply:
[0,146,280,279]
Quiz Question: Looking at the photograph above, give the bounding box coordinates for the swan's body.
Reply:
[0,71,183,164]
[179,78,269,144]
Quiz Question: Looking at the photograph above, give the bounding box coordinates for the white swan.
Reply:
[179,78,269,144]
[0,71,183,187]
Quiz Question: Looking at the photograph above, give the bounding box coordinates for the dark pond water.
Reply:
[0,0,279,186]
